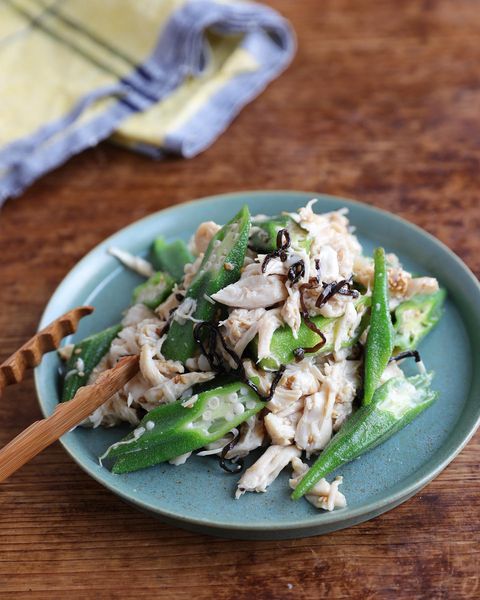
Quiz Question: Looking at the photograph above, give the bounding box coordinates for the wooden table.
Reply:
[1,1,479,597]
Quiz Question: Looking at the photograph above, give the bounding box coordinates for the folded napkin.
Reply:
[0,0,294,204]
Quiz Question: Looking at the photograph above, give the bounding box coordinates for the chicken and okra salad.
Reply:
[60,201,445,511]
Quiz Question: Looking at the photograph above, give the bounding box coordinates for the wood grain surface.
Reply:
[0,1,479,598]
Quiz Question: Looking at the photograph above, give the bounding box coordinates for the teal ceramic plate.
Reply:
[35,191,480,540]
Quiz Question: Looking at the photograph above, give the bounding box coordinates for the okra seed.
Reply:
[246,400,257,409]
[233,402,245,415]
[208,397,220,409]
[202,410,213,421]
[145,420,155,431]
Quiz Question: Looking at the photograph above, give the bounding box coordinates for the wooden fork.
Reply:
[0,306,94,394]
[0,308,139,482]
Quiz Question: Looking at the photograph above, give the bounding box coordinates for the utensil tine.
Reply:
[0,306,94,393]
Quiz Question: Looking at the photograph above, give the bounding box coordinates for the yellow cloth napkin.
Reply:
[0,0,294,201]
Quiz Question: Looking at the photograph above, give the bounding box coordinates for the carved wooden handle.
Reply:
[0,306,94,393]
[0,355,139,482]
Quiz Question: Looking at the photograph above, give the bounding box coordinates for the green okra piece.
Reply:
[103,381,264,474]
[249,215,291,252]
[162,206,251,363]
[394,289,446,352]
[151,236,193,282]
[292,371,438,500]
[132,271,175,309]
[363,247,395,405]
[62,323,122,401]
[249,215,312,253]
[253,295,370,370]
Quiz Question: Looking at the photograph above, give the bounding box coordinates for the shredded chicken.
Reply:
[295,359,358,455]
[319,245,341,282]
[264,399,304,446]
[256,309,283,360]
[267,360,323,413]
[225,415,265,459]
[84,299,212,425]
[122,303,156,328]
[333,301,361,351]
[295,391,333,455]
[235,445,301,498]
[85,387,140,428]
[289,457,347,511]
[140,344,167,387]
[281,283,302,338]
[301,283,353,319]
[173,297,200,325]
[331,360,361,431]
[220,308,266,357]
[108,247,155,278]
[406,276,439,298]
[141,371,215,411]
[243,360,273,396]
[212,274,287,309]
[289,200,361,277]
[191,221,221,255]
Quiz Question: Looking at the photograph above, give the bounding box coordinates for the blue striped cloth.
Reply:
[0,0,295,204]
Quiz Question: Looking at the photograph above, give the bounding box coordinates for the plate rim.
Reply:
[34,189,480,534]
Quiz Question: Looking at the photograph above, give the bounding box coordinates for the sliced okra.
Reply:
[393,289,446,352]
[253,295,370,370]
[292,371,437,499]
[162,206,251,363]
[132,271,175,309]
[151,237,193,283]
[62,323,122,401]
[363,248,395,405]
[103,381,263,474]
